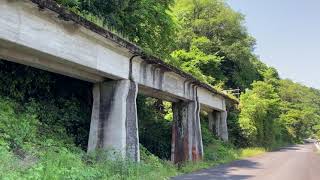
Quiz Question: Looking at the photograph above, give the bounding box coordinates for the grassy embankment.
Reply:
[0,95,267,179]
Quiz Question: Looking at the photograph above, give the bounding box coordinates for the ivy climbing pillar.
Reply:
[171,88,203,164]
[87,80,140,161]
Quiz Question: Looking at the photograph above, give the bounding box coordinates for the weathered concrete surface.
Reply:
[198,87,225,111]
[220,111,228,142]
[208,110,228,142]
[87,80,139,161]
[132,57,227,110]
[171,88,203,163]
[0,0,230,112]
[172,144,320,180]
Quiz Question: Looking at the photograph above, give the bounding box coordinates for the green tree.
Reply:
[169,37,222,85]
[278,80,320,141]
[239,81,281,147]
[172,0,261,89]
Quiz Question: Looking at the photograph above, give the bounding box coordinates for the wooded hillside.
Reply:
[0,0,319,179]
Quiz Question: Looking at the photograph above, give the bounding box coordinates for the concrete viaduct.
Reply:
[0,0,236,163]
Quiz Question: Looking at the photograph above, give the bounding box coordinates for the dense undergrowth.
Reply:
[0,94,264,179]
[0,95,264,179]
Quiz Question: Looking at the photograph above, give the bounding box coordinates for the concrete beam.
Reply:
[0,40,104,83]
[87,80,140,161]
[132,58,194,101]
[171,88,203,163]
[198,87,225,111]
[0,0,131,81]
[132,57,226,111]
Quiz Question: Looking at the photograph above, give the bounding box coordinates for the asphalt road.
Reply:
[173,143,320,180]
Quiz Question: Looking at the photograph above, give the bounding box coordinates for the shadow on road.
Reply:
[273,144,312,152]
[173,159,260,180]
[276,146,300,152]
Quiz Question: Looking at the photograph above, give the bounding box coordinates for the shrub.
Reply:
[0,98,38,150]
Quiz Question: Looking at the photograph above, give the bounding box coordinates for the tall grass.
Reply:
[0,140,268,179]
[0,96,269,179]
[239,147,266,158]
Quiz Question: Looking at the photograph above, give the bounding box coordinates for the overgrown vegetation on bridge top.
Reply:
[1,0,320,179]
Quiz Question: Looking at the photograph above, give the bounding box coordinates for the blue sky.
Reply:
[227,0,320,89]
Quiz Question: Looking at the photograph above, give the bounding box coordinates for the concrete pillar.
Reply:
[208,111,215,132]
[87,80,140,161]
[171,95,203,163]
[220,111,228,142]
[208,110,228,142]
[215,112,222,138]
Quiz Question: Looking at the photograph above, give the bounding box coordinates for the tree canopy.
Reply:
[170,0,261,89]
